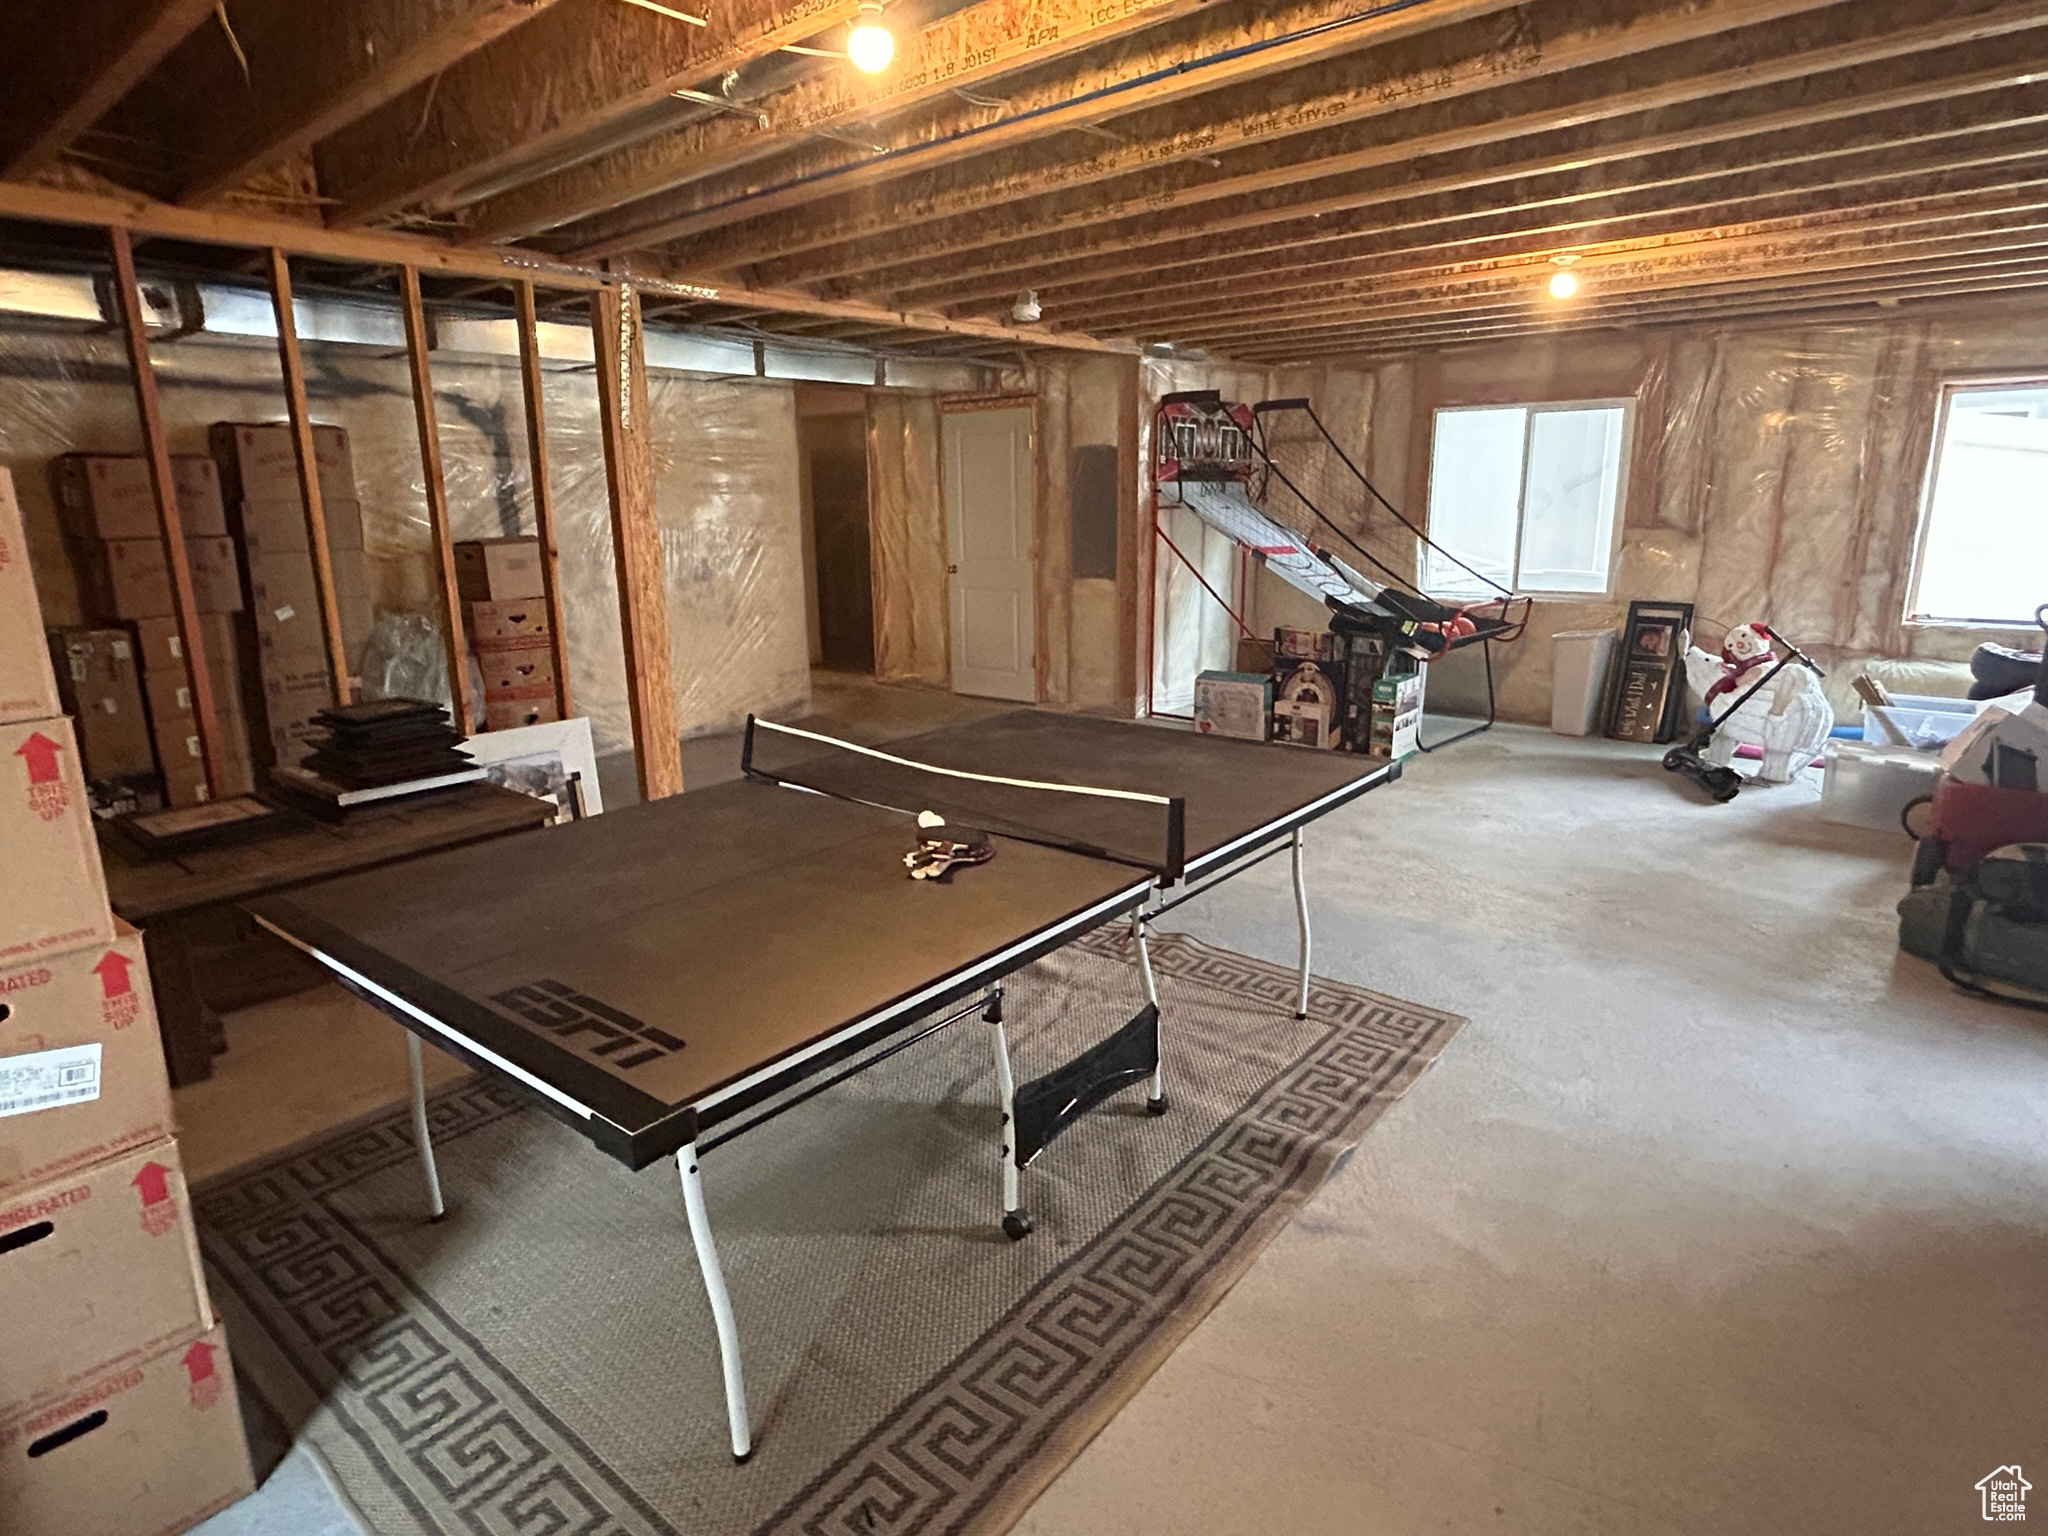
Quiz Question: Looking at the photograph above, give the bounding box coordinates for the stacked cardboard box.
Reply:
[51,455,255,807]
[209,423,373,770]
[131,614,256,805]
[458,538,559,732]
[0,467,254,1536]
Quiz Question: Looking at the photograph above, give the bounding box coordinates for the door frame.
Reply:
[939,391,1043,702]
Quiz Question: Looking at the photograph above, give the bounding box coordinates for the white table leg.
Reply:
[1292,827,1313,1019]
[988,986,1030,1241]
[406,1034,445,1221]
[678,1144,752,1463]
[1133,911,1167,1114]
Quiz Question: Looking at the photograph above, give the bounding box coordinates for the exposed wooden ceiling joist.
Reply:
[764,0,2048,296]
[114,0,568,207]
[467,0,1219,244]
[1085,193,2048,335]
[895,93,2048,312]
[315,0,869,228]
[1035,160,2048,322]
[1232,266,2048,362]
[0,0,218,178]
[720,0,1864,291]
[550,0,1533,259]
[1171,225,2048,348]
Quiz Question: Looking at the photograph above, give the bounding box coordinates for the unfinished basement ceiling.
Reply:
[6,0,2048,361]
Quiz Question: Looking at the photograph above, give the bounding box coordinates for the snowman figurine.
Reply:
[1681,623,1834,784]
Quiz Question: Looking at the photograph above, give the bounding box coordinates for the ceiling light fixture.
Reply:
[847,1,895,74]
[1548,254,1581,300]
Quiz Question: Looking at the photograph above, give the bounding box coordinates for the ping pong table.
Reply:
[247,709,1398,1460]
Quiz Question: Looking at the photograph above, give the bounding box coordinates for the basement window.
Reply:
[1422,402,1630,600]
[1909,382,2048,627]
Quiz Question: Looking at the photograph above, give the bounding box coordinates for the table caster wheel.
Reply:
[1146,1094,1169,1116]
[1002,1210,1033,1241]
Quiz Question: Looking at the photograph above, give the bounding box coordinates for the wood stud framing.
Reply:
[265,248,355,705]
[515,279,579,721]
[107,226,233,802]
[399,266,478,735]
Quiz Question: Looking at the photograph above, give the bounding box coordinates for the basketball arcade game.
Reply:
[1149,390,1531,749]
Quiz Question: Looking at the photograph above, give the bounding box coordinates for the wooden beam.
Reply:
[900,97,2048,313]
[316,0,869,228]
[881,75,2048,309]
[1070,183,2048,331]
[1038,159,2048,323]
[0,0,217,178]
[126,0,566,206]
[577,0,1543,261]
[515,279,577,721]
[265,248,354,704]
[590,282,682,801]
[108,227,233,801]
[756,0,2048,292]
[667,0,1847,280]
[399,267,477,733]
[1224,250,2048,351]
[1233,265,2048,361]
[0,180,1129,353]
[1175,228,2048,348]
[470,0,1212,243]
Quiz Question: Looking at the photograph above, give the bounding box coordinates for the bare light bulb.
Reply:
[847,4,894,73]
[1548,268,1579,300]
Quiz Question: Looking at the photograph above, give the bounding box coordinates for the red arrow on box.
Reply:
[15,732,62,785]
[93,952,134,998]
[182,1340,216,1385]
[133,1161,171,1207]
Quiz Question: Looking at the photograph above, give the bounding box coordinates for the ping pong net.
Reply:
[743,716,1187,882]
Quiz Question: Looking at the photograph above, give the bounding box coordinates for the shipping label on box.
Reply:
[0,923,173,1201]
[1273,658,1346,749]
[0,469,61,725]
[0,1318,254,1536]
[455,538,546,602]
[468,599,551,643]
[1194,670,1272,741]
[0,717,114,965]
[0,1138,212,1420]
[52,455,227,540]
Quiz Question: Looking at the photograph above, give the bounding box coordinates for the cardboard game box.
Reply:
[1194,670,1271,741]
[1273,656,1346,749]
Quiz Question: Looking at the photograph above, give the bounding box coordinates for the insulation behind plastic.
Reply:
[4,326,808,757]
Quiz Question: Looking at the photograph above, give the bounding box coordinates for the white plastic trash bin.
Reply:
[1551,629,1619,736]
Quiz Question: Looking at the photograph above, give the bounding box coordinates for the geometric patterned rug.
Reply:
[195,932,1463,1536]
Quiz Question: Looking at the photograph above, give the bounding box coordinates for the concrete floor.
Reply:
[190,691,2048,1534]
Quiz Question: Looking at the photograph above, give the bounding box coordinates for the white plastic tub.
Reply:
[1551,629,1619,736]
[1861,693,1978,750]
[1820,741,1941,831]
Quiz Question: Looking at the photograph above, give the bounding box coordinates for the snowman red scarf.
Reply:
[1706,627,1777,707]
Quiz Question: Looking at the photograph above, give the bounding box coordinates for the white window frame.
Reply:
[1906,375,2048,630]
[1423,398,1635,599]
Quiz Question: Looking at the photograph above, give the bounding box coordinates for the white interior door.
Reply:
[943,406,1037,701]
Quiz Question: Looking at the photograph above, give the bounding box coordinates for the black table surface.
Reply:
[249,778,1152,1162]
